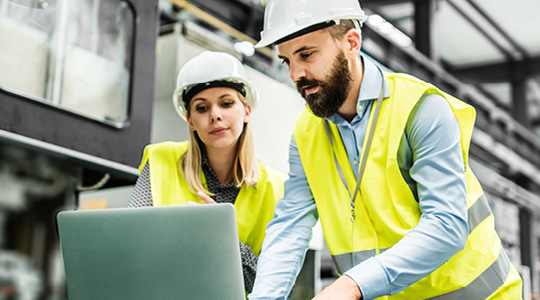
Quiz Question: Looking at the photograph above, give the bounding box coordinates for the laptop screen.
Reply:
[57,204,245,300]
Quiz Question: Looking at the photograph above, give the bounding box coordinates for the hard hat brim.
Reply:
[173,78,258,122]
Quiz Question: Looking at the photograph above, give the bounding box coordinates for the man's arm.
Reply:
[344,94,469,299]
[248,136,319,300]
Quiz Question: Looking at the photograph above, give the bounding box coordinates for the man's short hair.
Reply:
[327,19,358,40]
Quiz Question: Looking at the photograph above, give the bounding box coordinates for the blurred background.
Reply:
[0,0,539,299]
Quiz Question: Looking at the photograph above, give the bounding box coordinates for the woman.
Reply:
[128,51,285,292]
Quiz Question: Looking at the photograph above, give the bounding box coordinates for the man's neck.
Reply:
[337,58,364,123]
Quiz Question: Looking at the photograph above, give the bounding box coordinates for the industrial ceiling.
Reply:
[162,0,540,191]
[363,0,540,136]
[164,0,540,135]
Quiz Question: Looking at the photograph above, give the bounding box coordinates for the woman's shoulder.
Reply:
[142,141,190,167]
[145,141,190,154]
[239,162,286,201]
[257,162,288,184]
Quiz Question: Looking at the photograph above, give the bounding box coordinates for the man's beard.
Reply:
[296,51,353,118]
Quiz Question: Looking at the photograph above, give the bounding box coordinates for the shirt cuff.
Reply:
[344,257,388,300]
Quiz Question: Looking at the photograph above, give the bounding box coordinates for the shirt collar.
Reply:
[358,55,390,103]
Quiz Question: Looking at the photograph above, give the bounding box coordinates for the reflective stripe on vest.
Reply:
[468,194,492,234]
[333,244,512,300]
[426,248,511,299]
[331,193,493,274]
[332,248,388,275]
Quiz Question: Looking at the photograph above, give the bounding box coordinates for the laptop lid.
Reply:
[57,204,245,300]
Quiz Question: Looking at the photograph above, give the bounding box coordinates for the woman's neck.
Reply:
[205,146,236,185]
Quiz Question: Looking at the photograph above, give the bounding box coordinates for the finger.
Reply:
[197,191,216,204]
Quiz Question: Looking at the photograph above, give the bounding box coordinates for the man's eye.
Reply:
[301,52,312,59]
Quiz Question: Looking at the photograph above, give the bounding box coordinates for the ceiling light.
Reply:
[367,14,412,48]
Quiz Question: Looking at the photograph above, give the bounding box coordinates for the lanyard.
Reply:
[323,78,385,223]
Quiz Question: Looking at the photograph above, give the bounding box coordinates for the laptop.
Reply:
[57,203,245,300]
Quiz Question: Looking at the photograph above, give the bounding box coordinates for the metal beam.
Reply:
[520,208,533,275]
[446,1,514,60]
[414,0,433,59]
[448,56,540,83]
[179,0,264,40]
[465,0,529,58]
[512,78,530,128]
[171,0,275,59]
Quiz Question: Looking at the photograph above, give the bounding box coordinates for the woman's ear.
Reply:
[244,104,252,123]
[186,116,196,131]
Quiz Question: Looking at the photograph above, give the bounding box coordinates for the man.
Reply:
[248,0,523,299]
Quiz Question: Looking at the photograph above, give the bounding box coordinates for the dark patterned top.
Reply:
[128,155,258,292]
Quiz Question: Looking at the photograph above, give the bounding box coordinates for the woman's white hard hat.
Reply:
[255,0,368,48]
[172,51,259,121]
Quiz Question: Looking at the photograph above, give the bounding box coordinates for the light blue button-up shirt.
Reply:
[249,57,469,300]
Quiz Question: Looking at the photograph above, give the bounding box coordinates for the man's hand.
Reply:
[312,275,362,300]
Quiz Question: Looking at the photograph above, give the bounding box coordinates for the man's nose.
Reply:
[290,62,307,83]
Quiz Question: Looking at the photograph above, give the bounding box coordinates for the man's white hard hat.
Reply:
[172,51,259,121]
[255,0,368,48]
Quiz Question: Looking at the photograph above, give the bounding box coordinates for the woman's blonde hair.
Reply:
[179,91,258,196]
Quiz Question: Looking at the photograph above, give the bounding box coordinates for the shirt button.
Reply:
[354,160,358,165]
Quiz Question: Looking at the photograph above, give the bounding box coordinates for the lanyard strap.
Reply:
[323,79,385,223]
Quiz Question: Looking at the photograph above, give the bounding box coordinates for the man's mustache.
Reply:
[296,77,322,96]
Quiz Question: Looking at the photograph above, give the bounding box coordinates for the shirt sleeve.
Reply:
[345,93,469,299]
[240,241,258,293]
[128,161,154,208]
[248,135,319,300]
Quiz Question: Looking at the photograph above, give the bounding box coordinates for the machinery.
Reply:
[0,0,539,298]
[0,0,158,298]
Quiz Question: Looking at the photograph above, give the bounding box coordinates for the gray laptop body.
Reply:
[57,204,245,300]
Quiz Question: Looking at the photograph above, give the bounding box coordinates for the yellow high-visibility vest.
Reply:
[293,73,522,299]
[139,141,285,255]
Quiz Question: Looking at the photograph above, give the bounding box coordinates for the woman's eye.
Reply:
[195,105,207,112]
[222,101,234,108]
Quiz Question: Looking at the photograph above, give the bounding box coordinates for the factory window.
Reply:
[0,0,134,127]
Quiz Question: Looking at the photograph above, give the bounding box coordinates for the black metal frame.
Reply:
[0,0,159,185]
